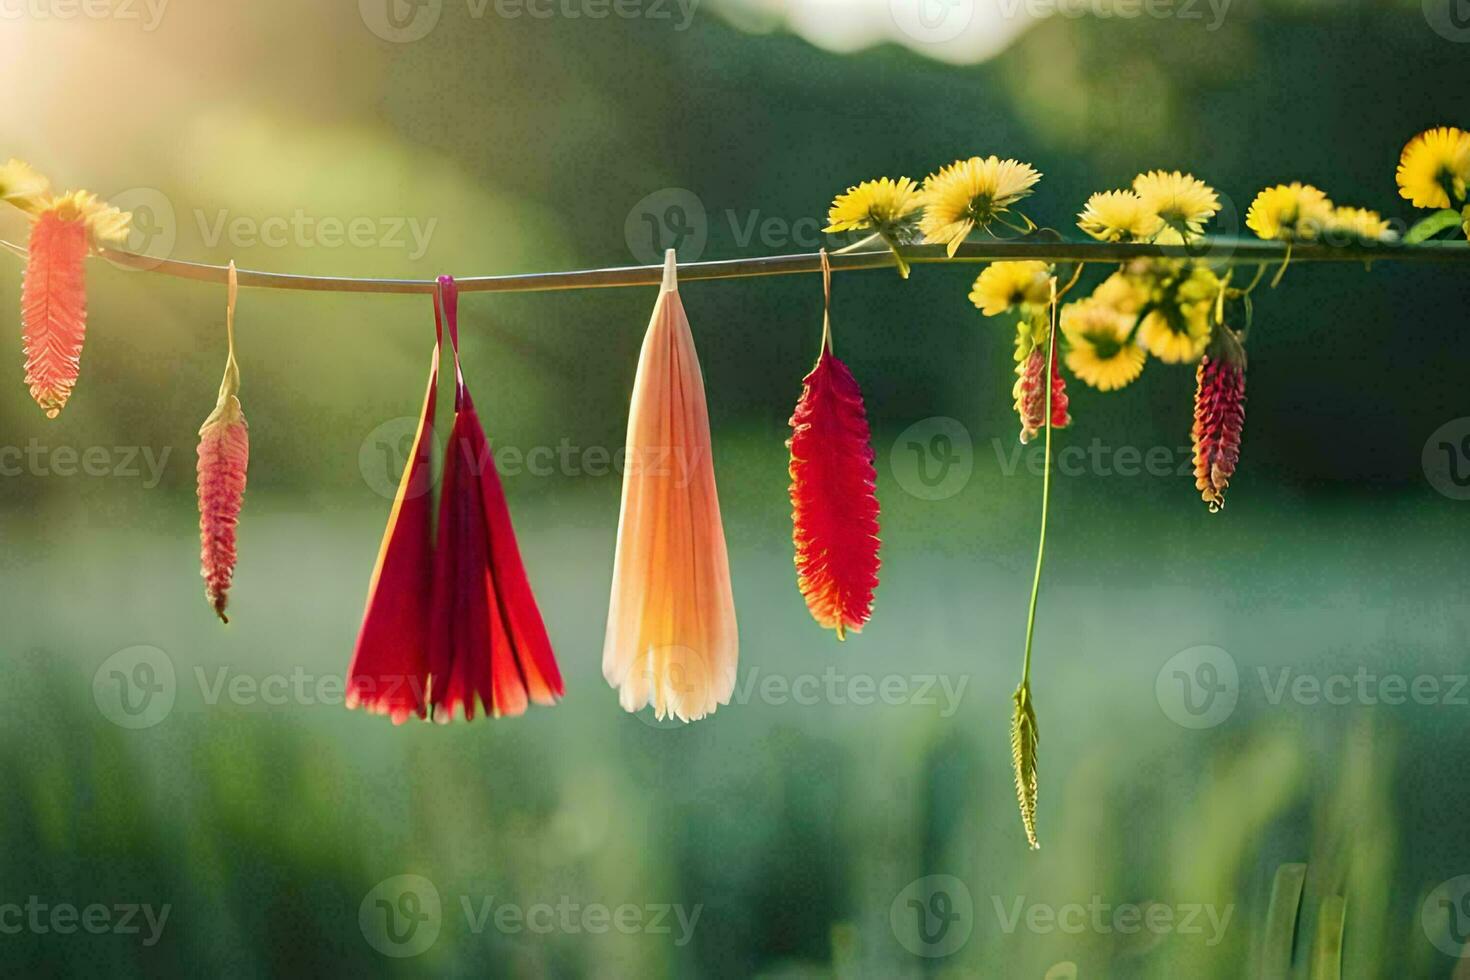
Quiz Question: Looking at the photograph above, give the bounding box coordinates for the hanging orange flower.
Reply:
[603,250,738,722]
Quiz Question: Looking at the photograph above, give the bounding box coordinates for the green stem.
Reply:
[1020,278,1059,687]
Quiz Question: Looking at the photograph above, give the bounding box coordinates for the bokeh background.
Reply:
[1,0,1469,976]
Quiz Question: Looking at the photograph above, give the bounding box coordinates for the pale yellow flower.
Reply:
[824,177,924,236]
[1090,271,1148,316]
[1245,183,1334,241]
[968,261,1051,317]
[1062,299,1146,391]
[1077,190,1163,243]
[1137,265,1218,364]
[921,156,1042,256]
[1396,126,1470,209]
[43,190,132,246]
[0,159,51,214]
[1132,171,1220,244]
[1326,206,1396,242]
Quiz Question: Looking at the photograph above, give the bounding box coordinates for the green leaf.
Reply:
[1260,863,1307,980]
[1404,209,1464,244]
[1311,894,1346,980]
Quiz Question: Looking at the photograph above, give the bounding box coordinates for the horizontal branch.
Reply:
[2,236,1466,296]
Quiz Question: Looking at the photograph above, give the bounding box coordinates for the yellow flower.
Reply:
[41,190,132,247]
[0,159,51,214]
[1132,170,1220,244]
[921,156,1042,256]
[1138,265,1218,364]
[1090,270,1148,316]
[1396,126,1470,209]
[1062,300,1146,391]
[1327,206,1396,242]
[969,261,1051,317]
[824,177,924,236]
[1077,190,1163,243]
[1245,183,1334,241]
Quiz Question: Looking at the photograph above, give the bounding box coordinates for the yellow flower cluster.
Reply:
[824,155,1044,265]
[0,159,131,248]
[1077,171,1220,245]
[1244,183,1394,244]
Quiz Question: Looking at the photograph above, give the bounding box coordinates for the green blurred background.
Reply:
[2,0,1469,976]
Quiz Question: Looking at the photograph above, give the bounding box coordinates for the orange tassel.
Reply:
[196,263,249,622]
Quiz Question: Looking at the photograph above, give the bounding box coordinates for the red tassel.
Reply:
[426,277,562,721]
[345,348,438,722]
[787,345,881,638]
[1014,345,1070,445]
[1192,329,1247,513]
[21,210,88,418]
[196,263,248,623]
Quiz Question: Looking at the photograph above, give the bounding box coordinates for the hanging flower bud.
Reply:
[1191,326,1247,512]
[196,263,248,622]
[1013,342,1070,445]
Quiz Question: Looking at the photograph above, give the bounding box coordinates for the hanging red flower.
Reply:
[1192,326,1247,512]
[426,276,563,721]
[787,253,880,639]
[196,263,249,623]
[1013,344,1070,445]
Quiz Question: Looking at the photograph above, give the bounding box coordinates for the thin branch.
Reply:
[1,237,1465,297]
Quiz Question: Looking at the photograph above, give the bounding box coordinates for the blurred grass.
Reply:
[2,437,1469,976]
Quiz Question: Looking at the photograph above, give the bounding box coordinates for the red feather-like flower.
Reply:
[426,277,563,721]
[788,344,881,639]
[1192,328,1247,513]
[345,348,438,722]
[21,209,89,419]
[196,368,249,622]
[1013,345,1070,445]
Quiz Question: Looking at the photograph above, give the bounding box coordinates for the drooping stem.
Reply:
[1020,277,1060,687]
